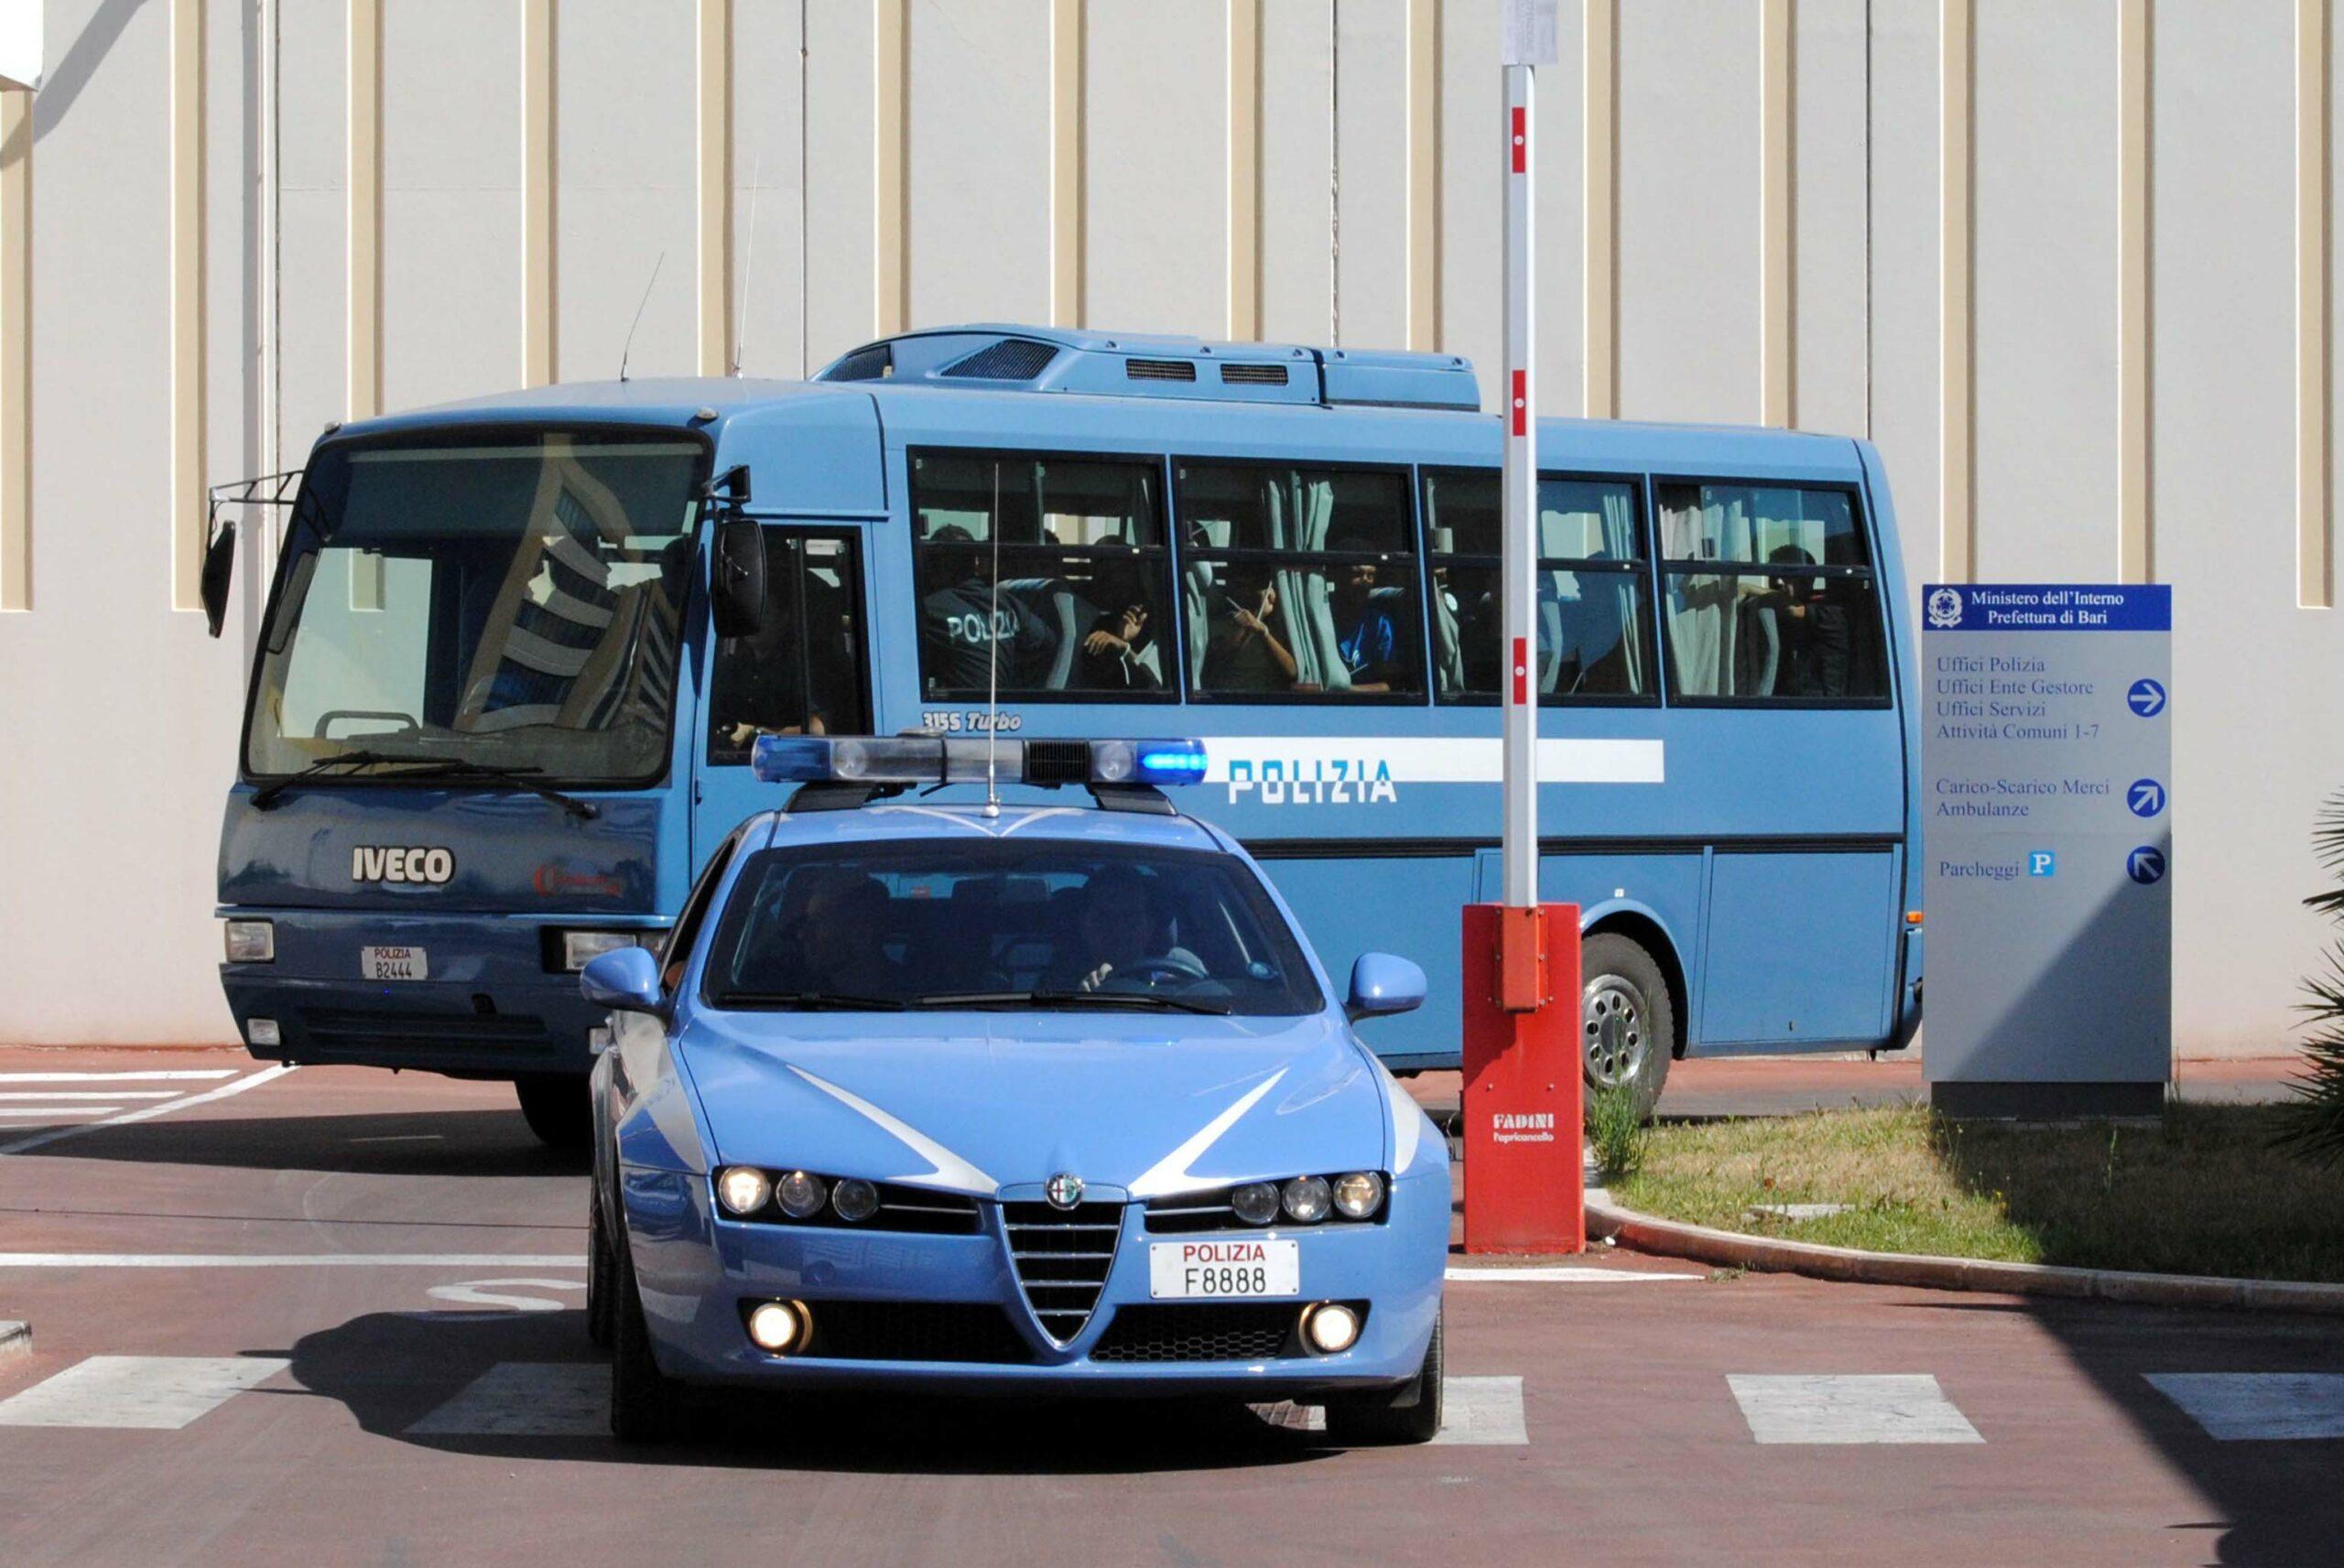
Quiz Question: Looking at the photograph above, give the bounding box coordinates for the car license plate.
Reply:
[1148,1238,1299,1299]
[361,946,429,981]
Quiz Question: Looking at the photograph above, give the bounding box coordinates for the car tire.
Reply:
[609,1229,676,1444]
[515,1075,591,1151]
[586,1187,615,1349]
[1579,933,1676,1121]
[1323,1306,1444,1446]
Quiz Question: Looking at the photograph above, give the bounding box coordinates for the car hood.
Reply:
[678,1011,1391,1197]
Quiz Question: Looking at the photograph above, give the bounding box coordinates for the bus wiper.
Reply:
[249,750,407,810]
[712,990,909,1012]
[372,758,601,820]
[915,989,1232,1016]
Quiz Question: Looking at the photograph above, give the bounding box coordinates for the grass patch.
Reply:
[1612,1100,2344,1283]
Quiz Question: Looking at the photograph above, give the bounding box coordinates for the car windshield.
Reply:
[703,838,1326,1017]
[244,431,704,786]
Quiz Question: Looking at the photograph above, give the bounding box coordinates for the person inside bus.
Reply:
[1047,866,1201,994]
[710,550,857,754]
[1763,544,1853,697]
[1200,571,1298,691]
[918,524,1061,693]
[1072,562,1163,691]
[1329,561,1408,694]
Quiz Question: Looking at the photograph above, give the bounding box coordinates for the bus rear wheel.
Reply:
[1579,934,1675,1120]
[514,1074,590,1151]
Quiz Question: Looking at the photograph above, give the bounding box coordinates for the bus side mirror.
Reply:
[200,521,237,638]
[1347,953,1427,1022]
[710,518,766,639]
[581,946,666,1017]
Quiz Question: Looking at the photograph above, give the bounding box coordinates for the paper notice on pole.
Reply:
[1503,0,1559,66]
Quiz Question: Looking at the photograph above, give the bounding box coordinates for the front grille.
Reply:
[1124,357,1197,382]
[797,1301,1031,1364]
[1090,1303,1306,1363]
[299,1007,550,1054]
[1002,1201,1122,1345]
[1219,362,1290,385]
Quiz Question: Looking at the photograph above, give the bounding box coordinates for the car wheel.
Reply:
[1579,933,1676,1120]
[515,1075,591,1151]
[586,1187,615,1349]
[1323,1306,1444,1446]
[609,1228,676,1444]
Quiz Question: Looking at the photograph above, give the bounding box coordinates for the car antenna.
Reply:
[618,250,665,383]
[732,152,762,377]
[982,464,1004,818]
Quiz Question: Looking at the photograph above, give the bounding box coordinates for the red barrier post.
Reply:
[1460,903,1584,1254]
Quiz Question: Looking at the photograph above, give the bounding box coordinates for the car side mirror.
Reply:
[200,520,237,638]
[710,517,766,639]
[1346,953,1427,1022]
[581,946,666,1017]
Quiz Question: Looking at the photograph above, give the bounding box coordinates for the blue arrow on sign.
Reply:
[2127,846,2166,885]
[2127,678,2166,717]
[2128,778,2165,817]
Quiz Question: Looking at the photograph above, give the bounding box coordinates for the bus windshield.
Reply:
[244,431,705,786]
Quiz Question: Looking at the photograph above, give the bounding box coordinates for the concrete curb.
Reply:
[1586,1197,2344,1317]
[0,1320,27,1358]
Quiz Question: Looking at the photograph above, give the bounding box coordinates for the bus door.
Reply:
[693,524,874,862]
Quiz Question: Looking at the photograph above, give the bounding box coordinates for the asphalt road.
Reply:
[0,1049,2338,1568]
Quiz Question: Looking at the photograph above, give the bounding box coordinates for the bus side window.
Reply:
[707,531,871,762]
[1421,471,1655,704]
[908,451,1175,701]
[1655,483,1888,703]
[1177,463,1424,700]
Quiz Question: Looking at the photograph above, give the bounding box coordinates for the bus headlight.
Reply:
[560,930,640,971]
[1331,1172,1385,1219]
[716,1165,772,1216]
[224,920,275,964]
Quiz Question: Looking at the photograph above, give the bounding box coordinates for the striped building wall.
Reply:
[0,0,2335,1055]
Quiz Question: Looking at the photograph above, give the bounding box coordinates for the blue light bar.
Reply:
[750,735,1208,790]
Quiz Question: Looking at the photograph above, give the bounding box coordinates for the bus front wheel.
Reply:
[1579,934,1675,1119]
[514,1074,591,1151]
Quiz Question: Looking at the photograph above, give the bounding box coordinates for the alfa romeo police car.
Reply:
[579,735,1449,1444]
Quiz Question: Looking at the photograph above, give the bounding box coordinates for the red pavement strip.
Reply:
[0,1048,2339,1565]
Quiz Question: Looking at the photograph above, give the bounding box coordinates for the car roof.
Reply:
[745,797,1232,856]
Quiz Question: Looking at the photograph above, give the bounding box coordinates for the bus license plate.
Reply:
[1148,1239,1299,1299]
[361,946,429,981]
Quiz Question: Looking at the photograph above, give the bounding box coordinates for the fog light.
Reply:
[245,1017,282,1048]
[830,1177,879,1222]
[224,920,275,964]
[716,1165,772,1216]
[776,1170,828,1219]
[561,931,637,971]
[745,1300,808,1354]
[1331,1171,1385,1220]
[1281,1175,1331,1224]
[1301,1302,1361,1355]
[1230,1182,1280,1226]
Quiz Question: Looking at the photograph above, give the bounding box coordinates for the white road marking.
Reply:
[0,1108,124,1120]
[422,1279,588,1314]
[1430,1375,1529,1445]
[1728,1374,1984,1445]
[0,1071,236,1083]
[407,1362,607,1438]
[1444,1266,1699,1282]
[0,1065,297,1156]
[2145,1373,2344,1441]
[0,1253,585,1270]
[0,1356,288,1430]
[0,1091,184,1100]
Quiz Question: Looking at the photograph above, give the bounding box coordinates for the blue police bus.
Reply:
[206,324,1922,1142]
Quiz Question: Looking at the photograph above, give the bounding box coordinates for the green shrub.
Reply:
[1587,1081,1649,1180]
[2280,791,2344,1165]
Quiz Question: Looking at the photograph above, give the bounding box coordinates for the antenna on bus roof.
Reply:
[732,153,763,377]
[618,250,666,383]
[982,465,1004,818]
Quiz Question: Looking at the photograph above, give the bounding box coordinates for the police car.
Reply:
[579,735,1449,1444]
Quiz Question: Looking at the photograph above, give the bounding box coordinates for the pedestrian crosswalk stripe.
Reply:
[0,1108,124,1119]
[0,1071,236,1083]
[407,1363,607,1438]
[1727,1374,1983,1444]
[0,1091,182,1101]
[2145,1373,2344,1441]
[0,1356,288,1430]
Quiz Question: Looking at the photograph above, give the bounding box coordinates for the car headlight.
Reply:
[560,930,641,971]
[1281,1175,1332,1224]
[830,1177,879,1222]
[716,1165,771,1216]
[224,920,275,964]
[776,1170,828,1219]
[1230,1181,1281,1226]
[1331,1171,1386,1219]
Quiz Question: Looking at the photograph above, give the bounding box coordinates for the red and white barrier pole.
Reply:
[1462,6,1582,1255]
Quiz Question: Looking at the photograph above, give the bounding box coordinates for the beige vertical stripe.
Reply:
[1939,0,1973,581]
[522,0,555,387]
[1405,0,1439,351]
[1051,0,1085,330]
[2118,0,2151,583]
[874,0,907,338]
[0,91,28,612]
[1760,0,1794,427]
[348,0,381,420]
[697,0,731,376]
[169,0,206,612]
[2300,0,2331,608]
[1226,0,1259,341]
[1584,0,1617,418]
